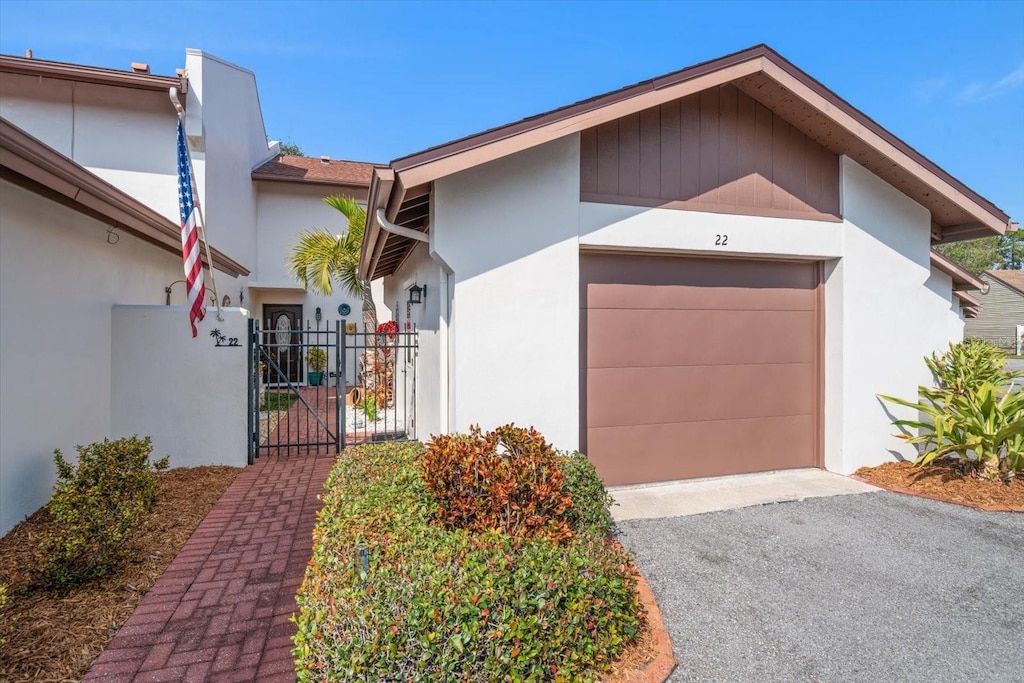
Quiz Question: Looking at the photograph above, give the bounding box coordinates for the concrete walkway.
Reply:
[83,455,335,682]
[610,468,878,521]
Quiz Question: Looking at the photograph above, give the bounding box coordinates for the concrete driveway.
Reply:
[618,492,1024,682]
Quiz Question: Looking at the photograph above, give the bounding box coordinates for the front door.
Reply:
[263,304,303,385]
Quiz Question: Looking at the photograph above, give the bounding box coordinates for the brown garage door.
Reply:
[581,253,821,486]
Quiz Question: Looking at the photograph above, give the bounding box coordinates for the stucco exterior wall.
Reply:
[382,242,443,440]
[835,156,964,472]
[0,180,186,536]
[111,306,249,469]
[433,135,582,449]
[0,72,181,221]
[185,50,277,281]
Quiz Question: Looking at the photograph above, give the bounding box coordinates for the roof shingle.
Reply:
[252,155,377,186]
[986,269,1024,295]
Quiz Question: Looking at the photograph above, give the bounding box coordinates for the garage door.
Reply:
[581,253,821,485]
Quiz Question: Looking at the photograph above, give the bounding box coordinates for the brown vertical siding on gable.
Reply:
[580,84,841,221]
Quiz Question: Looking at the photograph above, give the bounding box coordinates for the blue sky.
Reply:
[1,0,1022,221]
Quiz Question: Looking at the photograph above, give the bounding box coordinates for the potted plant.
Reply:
[307,348,327,387]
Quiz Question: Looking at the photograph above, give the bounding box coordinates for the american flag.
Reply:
[177,120,205,337]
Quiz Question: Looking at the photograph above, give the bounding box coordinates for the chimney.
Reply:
[25,49,33,59]
[320,156,330,165]
[131,62,150,74]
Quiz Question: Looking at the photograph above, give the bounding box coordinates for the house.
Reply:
[965,270,1024,352]
[0,50,376,536]
[359,44,1014,486]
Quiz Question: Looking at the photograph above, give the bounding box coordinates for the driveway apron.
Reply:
[82,455,334,683]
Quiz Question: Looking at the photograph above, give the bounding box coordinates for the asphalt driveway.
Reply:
[617,491,1024,682]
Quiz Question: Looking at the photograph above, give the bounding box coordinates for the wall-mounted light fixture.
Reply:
[408,284,426,305]
[315,307,322,322]
[164,279,186,305]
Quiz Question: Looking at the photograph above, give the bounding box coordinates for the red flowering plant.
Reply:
[376,320,398,340]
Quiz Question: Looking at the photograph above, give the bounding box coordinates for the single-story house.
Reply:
[965,270,1024,352]
[359,44,1015,486]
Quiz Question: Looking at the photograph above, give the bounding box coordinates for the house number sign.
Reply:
[209,329,240,347]
[715,234,729,246]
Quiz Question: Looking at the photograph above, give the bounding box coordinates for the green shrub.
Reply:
[360,395,378,422]
[36,436,169,588]
[881,340,1024,479]
[421,425,572,541]
[307,347,328,372]
[294,441,643,682]
[561,451,615,536]
[925,339,1015,398]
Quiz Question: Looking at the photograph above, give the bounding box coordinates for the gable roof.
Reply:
[361,44,1015,280]
[252,155,377,198]
[0,117,248,278]
[985,270,1024,296]
[0,54,186,93]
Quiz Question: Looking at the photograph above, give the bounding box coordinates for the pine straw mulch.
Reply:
[0,466,241,683]
[855,461,1024,511]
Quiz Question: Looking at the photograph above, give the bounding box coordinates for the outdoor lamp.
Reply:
[408,284,426,305]
[315,307,322,322]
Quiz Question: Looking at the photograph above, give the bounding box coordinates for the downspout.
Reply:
[375,209,429,243]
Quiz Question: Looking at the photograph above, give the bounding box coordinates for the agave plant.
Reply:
[880,339,1024,480]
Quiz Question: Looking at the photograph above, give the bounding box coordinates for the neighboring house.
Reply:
[0,51,376,535]
[360,44,1014,486]
[965,270,1024,351]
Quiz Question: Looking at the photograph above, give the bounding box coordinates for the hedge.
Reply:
[293,440,643,682]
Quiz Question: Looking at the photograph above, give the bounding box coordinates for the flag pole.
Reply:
[170,86,223,322]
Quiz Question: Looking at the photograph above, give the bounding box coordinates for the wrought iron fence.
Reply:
[247,318,417,464]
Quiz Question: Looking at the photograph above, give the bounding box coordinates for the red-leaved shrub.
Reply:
[420,425,573,541]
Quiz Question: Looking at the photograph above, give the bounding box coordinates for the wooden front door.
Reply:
[263,304,303,385]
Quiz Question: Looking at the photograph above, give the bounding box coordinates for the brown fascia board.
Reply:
[359,168,396,281]
[0,54,186,93]
[386,44,1009,236]
[251,173,370,201]
[953,290,981,308]
[929,249,985,291]
[0,117,247,277]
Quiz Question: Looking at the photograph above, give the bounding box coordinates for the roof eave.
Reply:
[930,249,985,291]
[0,54,186,94]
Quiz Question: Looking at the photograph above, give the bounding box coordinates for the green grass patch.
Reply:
[294,441,643,682]
[259,391,299,412]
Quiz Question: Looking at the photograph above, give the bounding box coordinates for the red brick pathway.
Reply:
[83,455,335,682]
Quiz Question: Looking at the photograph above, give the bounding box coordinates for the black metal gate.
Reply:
[247,318,418,463]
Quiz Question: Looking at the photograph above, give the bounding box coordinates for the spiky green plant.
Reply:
[880,339,1024,479]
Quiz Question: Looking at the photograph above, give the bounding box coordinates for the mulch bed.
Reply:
[855,461,1024,511]
[0,466,241,682]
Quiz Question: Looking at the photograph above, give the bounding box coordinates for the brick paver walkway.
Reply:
[83,455,335,682]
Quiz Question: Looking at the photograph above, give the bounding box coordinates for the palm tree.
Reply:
[286,195,377,331]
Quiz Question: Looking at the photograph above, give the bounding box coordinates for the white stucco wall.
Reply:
[184,50,276,275]
[832,157,964,472]
[0,73,181,221]
[432,135,582,449]
[0,181,189,536]
[382,242,443,440]
[111,307,249,469]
